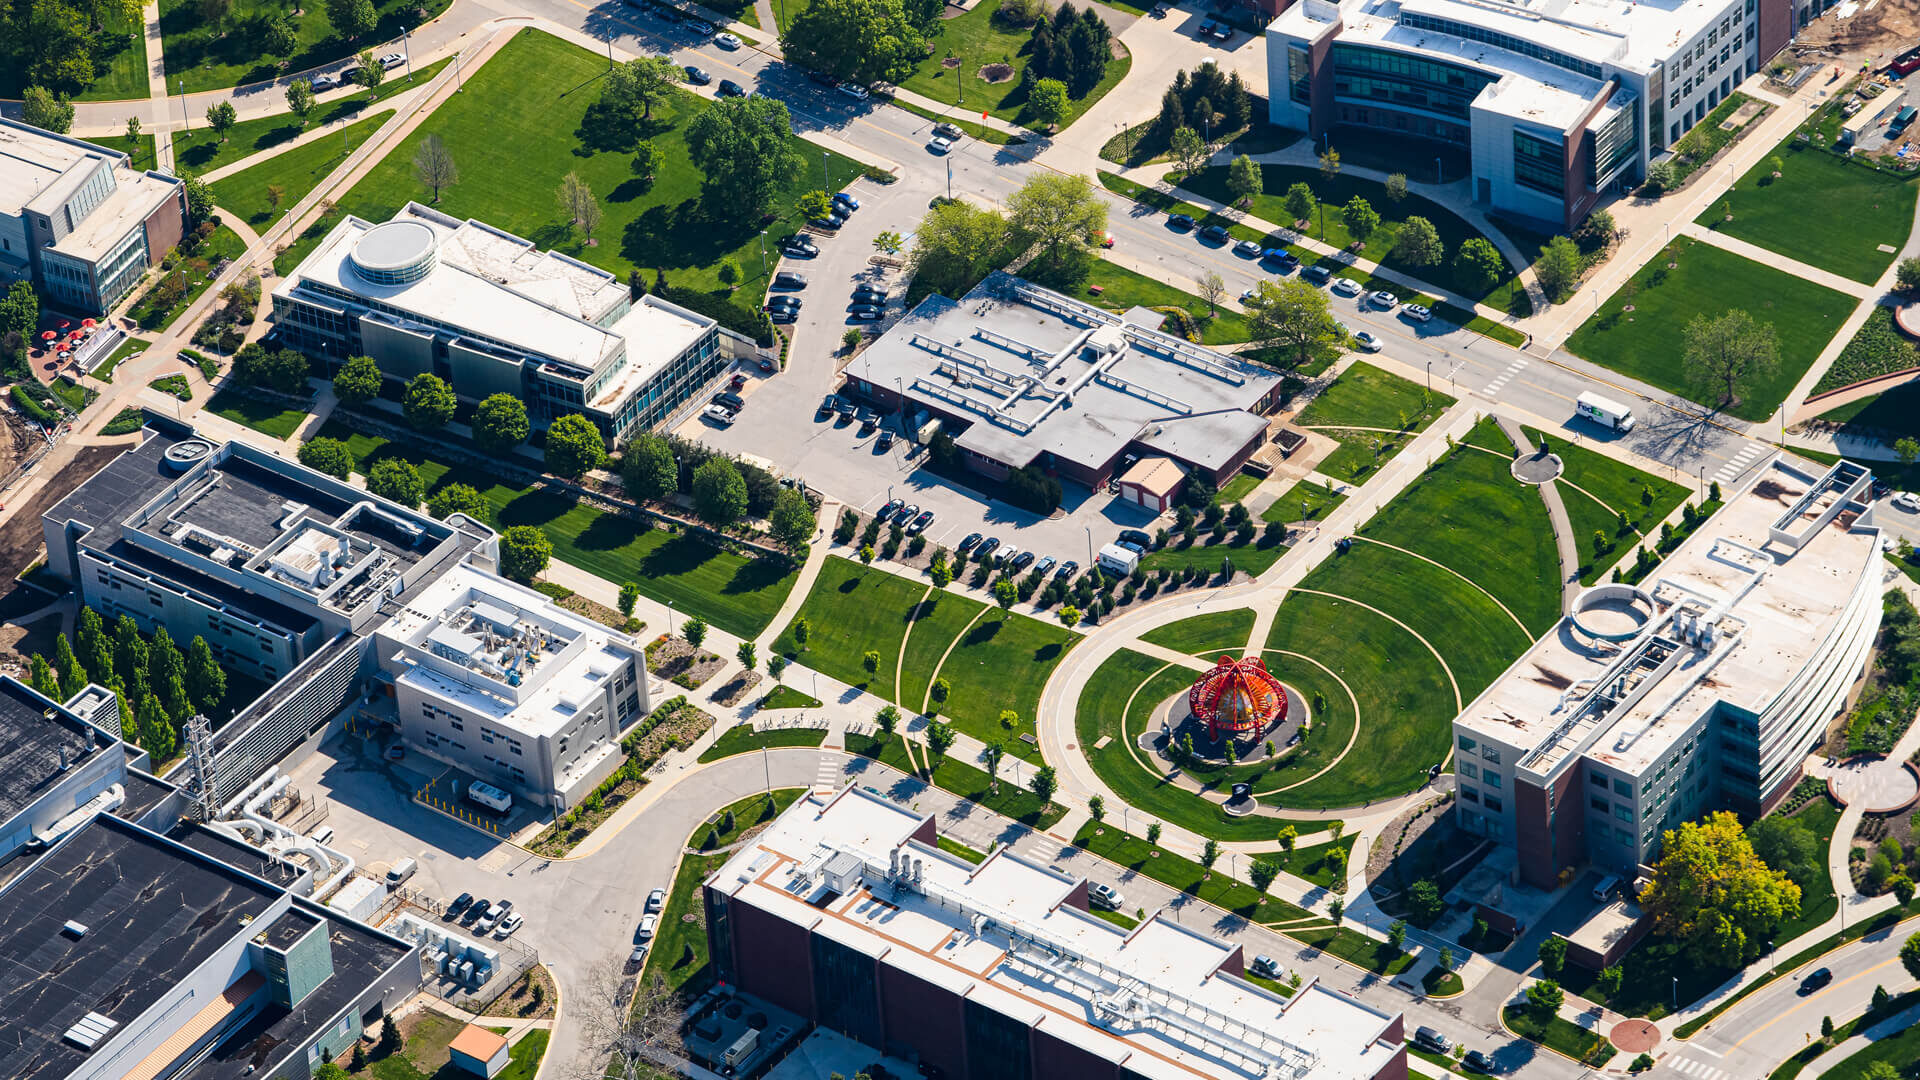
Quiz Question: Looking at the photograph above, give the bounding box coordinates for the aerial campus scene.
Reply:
[14,0,1920,1078]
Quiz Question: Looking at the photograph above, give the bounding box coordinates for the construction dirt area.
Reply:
[1795,0,1920,64]
[0,440,124,583]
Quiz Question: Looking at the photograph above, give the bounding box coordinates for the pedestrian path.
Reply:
[1665,1051,1734,1079]
[1680,221,1877,299]
[1481,355,1530,398]
[1710,442,1769,488]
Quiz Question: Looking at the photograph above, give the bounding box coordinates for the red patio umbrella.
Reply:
[81,318,96,328]
[39,331,55,341]
[56,320,69,329]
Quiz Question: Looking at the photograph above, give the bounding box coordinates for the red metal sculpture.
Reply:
[1187,655,1287,742]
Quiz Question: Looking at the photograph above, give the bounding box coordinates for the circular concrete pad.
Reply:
[1610,1019,1659,1055]
[1826,756,1920,813]
[1512,452,1564,485]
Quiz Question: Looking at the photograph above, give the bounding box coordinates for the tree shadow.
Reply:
[963,618,1004,646]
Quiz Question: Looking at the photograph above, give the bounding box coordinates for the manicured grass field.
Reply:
[315,422,800,637]
[206,388,310,439]
[1139,609,1255,656]
[1697,142,1916,284]
[697,723,826,762]
[1140,532,1287,577]
[176,59,451,177]
[1074,258,1251,345]
[1260,480,1347,525]
[771,557,925,701]
[759,685,822,709]
[1276,833,1357,890]
[848,732,1065,827]
[898,590,988,713]
[898,0,1130,132]
[1262,594,1454,808]
[1526,429,1688,584]
[329,30,857,298]
[1180,163,1532,315]
[209,110,393,227]
[128,225,247,332]
[1216,472,1260,504]
[1503,1006,1616,1067]
[160,0,450,94]
[1563,238,1857,421]
[933,609,1078,754]
[1821,380,1920,441]
[1358,429,1560,634]
[1293,361,1453,480]
[645,790,803,993]
[91,336,150,383]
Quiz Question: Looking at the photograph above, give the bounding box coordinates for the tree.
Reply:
[286,78,315,126]
[544,413,606,478]
[621,434,678,501]
[875,704,899,735]
[1455,237,1505,293]
[1030,764,1057,801]
[1088,794,1105,822]
[601,54,683,129]
[1894,874,1915,906]
[992,577,1018,610]
[76,609,111,686]
[1534,236,1584,304]
[1385,172,1408,203]
[1058,604,1080,626]
[1329,897,1345,924]
[630,140,661,185]
[181,177,213,224]
[767,654,787,683]
[1640,811,1801,967]
[1227,153,1263,207]
[367,459,425,507]
[1860,1063,1900,1080]
[413,133,458,203]
[1146,822,1162,846]
[1387,919,1407,950]
[930,676,950,709]
[692,457,748,526]
[1748,815,1821,892]
[498,526,551,582]
[1284,182,1315,226]
[376,1014,404,1057]
[1318,147,1340,182]
[1391,215,1443,266]
[797,188,835,223]
[298,437,354,478]
[931,558,954,589]
[1537,935,1567,976]
[1197,271,1226,317]
[794,617,812,651]
[769,488,814,548]
[1596,965,1624,997]
[557,172,602,243]
[1029,78,1071,129]
[1682,309,1779,410]
[1526,978,1564,1017]
[458,394,528,455]
[1898,437,1920,467]
[908,200,1008,298]
[1155,87,1186,140]
[205,99,237,142]
[1249,858,1280,892]
[926,720,956,763]
[0,282,39,343]
[1821,1015,1835,1039]
[402,373,456,430]
[873,230,904,257]
[1902,932,1920,982]
[29,654,58,700]
[782,0,925,86]
[683,616,707,647]
[1159,126,1204,179]
[1409,879,1442,925]
[1200,837,1220,870]
[736,641,757,671]
[428,484,486,521]
[136,690,174,761]
[1576,209,1620,250]
[53,634,86,699]
[326,0,376,37]
[1243,280,1343,369]
[125,115,141,146]
[1007,173,1108,277]
[22,87,75,133]
[331,354,381,407]
[684,96,804,217]
[354,48,385,88]
[1275,824,1297,861]
[1344,196,1379,245]
[1899,256,1920,293]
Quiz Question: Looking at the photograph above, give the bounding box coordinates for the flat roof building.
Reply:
[703,787,1408,1080]
[0,117,187,313]
[272,203,725,443]
[1453,456,1882,887]
[1265,0,1803,227]
[840,272,1282,492]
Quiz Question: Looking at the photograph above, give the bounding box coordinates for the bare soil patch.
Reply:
[0,443,122,581]
[712,670,763,707]
[978,62,1014,83]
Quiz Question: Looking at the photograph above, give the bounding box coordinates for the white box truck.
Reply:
[1575,392,1636,433]
[1097,543,1141,577]
[466,781,513,814]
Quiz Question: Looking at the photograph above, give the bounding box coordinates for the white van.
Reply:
[1591,873,1621,902]
[386,858,418,886]
[307,825,335,846]
[1574,392,1636,433]
[1096,543,1140,578]
[466,782,513,814]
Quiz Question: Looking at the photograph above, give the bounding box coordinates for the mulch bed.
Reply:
[646,637,727,689]
[712,671,764,707]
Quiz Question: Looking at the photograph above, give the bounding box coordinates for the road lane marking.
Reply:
[1729,956,1900,1050]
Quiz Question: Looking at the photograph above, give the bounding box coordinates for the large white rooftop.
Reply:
[0,120,181,262]
[1458,456,1880,780]
[710,787,1402,1080]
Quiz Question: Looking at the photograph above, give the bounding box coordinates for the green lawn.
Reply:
[1563,238,1858,421]
[0,8,148,101]
[771,557,925,701]
[759,685,822,709]
[1821,379,1920,441]
[1696,141,1916,284]
[644,790,803,993]
[1139,609,1255,656]
[1276,833,1357,890]
[329,30,858,301]
[1064,258,1250,345]
[1216,472,1261,504]
[1140,532,1288,577]
[210,110,393,228]
[128,225,247,332]
[898,589,989,714]
[1795,1000,1920,1079]
[848,732,1066,827]
[1294,361,1454,481]
[176,58,452,177]
[314,422,800,637]
[1815,305,1920,397]
[1503,1006,1616,1067]
[938,834,986,863]
[1526,429,1688,584]
[1261,480,1347,525]
[1180,163,1532,316]
[697,723,826,762]
[206,388,310,439]
[160,0,451,94]
[495,1030,549,1080]
[90,335,150,383]
[897,0,1131,132]
[933,609,1078,756]
[1669,92,1767,187]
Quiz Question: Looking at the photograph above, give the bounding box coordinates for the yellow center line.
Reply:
[1729,956,1899,1050]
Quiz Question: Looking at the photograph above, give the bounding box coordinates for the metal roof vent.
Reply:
[63,1011,117,1049]
[62,920,88,938]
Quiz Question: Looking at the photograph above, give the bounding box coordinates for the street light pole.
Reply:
[403,26,413,82]
[178,77,188,132]
[758,230,767,278]
[666,600,675,636]
[1084,525,1093,566]
[1435,156,1442,183]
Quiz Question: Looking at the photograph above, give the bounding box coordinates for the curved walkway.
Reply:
[1288,587,1463,712]
[1347,535,1529,635]
[1495,413,1581,612]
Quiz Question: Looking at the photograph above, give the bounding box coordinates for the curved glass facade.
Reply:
[351,249,437,286]
[1330,43,1497,123]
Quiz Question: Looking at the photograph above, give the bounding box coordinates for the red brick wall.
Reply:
[727,897,815,1017]
[879,964,967,1077]
[1031,1023,1118,1080]
[1515,768,1587,889]
[141,185,187,268]
[1369,1042,1410,1080]
[1758,0,1794,68]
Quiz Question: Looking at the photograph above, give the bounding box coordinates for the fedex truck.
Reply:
[1575,392,1636,433]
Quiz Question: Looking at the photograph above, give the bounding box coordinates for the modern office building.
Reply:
[273,203,725,444]
[1452,456,1882,888]
[841,271,1283,492]
[1266,0,1801,227]
[703,786,1410,1080]
[41,416,649,812]
[0,117,188,313]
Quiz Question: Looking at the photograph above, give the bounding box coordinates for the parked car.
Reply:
[1413,1027,1454,1054]
[718,79,747,97]
[908,509,933,533]
[446,892,473,920]
[807,69,839,86]
[834,399,856,422]
[1055,559,1079,580]
[877,430,895,452]
[311,73,339,91]
[460,898,488,925]
[728,372,748,390]
[878,498,904,521]
[849,307,884,321]
[703,404,737,424]
[1200,224,1231,244]
[1196,19,1216,34]
[647,887,666,913]
[1118,529,1152,548]
[1250,955,1281,978]
[684,65,713,84]
[975,537,1001,559]
[1233,238,1262,257]
[893,502,919,526]
[810,215,844,231]
[780,236,819,257]
[838,83,871,100]
[833,192,861,212]
[1009,550,1036,572]
[686,18,716,33]
[764,296,800,312]
[495,911,524,938]
[1087,881,1123,910]
[1800,968,1834,995]
[1462,1050,1494,1073]
[1033,555,1056,576]
[818,394,841,419]
[379,52,404,69]
[1331,277,1362,296]
[1302,264,1332,285]
[933,122,964,139]
[712,391,745,411]
[928,136,954,154]
[853,285,889,302]
[1894,491,1920,512]
[958,532,983,552]
[1263,248,1300,270]
[1167,213,1195,229]
[1367,289,1398,309]
[714,32,741,48]
[993,544,1020,566]
[636,914,658,942]
[769,307,798,323]
[1353,330,1382,352]
[773,270,807,289]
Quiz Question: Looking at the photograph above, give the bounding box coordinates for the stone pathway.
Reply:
[1495,414,1581,611]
